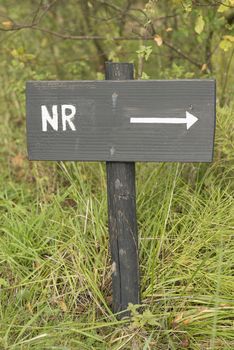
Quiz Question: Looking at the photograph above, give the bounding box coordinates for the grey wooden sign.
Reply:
[26,80,215,162]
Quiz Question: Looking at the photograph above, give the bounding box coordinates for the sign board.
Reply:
[26,80,215,162]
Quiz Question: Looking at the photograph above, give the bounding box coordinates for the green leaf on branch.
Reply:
[219,35,234,51]
[141,72,150,80]
[218,0,234,13]
[195,15,205,34]
[136,45,153,61]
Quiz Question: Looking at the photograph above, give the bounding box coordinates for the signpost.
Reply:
[26,62,216,317]
[105,63,139,317]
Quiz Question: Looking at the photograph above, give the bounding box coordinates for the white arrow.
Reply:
[130,111,198,130]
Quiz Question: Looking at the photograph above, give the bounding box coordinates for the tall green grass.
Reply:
[0,104,233,349]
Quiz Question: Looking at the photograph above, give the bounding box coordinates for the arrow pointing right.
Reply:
[130,111,198,130]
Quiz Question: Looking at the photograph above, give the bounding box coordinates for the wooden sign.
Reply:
[26,80,215,162]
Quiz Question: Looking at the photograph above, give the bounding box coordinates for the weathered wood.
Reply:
[26,79,216,162]
[105,62,140,317]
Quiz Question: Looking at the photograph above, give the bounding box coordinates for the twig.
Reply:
[163,40,202,68]
[31,0,43,24]
[0,24,203,68]
[35,0,58,24]
[192,0,234,8]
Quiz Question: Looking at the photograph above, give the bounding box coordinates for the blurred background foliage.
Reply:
[0,1,234,349]
[0,0,233,109]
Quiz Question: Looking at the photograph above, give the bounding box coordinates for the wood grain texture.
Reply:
[26,79,216,162]
[105,63,140,317]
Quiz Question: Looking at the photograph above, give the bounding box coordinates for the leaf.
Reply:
[136,45,152,61]
[201,63,208,72]
[144,46,153,61]
[223,35,234,43]
[141,72,150,80]
[165,27,173,32]
[154,34,163,46]
[183,3,192,12]
[195,15,205,34]
[219,36,234,51]
[218,0,234,12]
[218,4,228,13]
[2,20,13,29]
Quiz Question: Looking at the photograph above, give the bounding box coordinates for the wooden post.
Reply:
[105,62,140,317]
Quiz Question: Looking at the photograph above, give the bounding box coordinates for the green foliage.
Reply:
[136,45,153,62]
[220,35,234,51]
[0,1,233,349]
[160,62,195,79]
[128,303,161,328]
[195,14,205,34]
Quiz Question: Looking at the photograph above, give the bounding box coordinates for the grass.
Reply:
[0,93,234,349]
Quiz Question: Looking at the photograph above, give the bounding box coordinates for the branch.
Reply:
[192,0,234,8]
[0,23,203,68]
[0,0,58,31]
[34,0,58,24]
[31,0,43,24]
[0,24,150,39]
[162,40,202,68]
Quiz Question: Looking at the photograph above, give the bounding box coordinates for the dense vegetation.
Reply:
[0,1,233,349]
